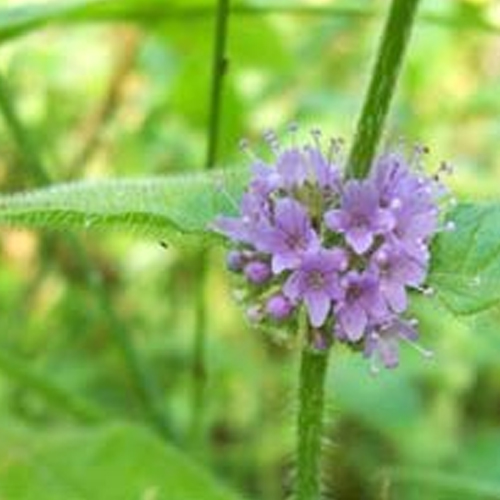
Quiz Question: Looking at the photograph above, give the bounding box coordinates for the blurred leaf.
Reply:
[0,348,103,423]
[390,468,500,499]
[429,203,500,315]
[0,0,113,41]
[0,170,247,244]
[329,356,421,437]
[0,422,245,500]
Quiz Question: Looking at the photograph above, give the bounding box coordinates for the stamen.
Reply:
[445,221,456,231]
[414,284,434,296]
[439,161,454,176]
[308,128,323,155]
[410,143,429,172]
[369,357,381,376]
[263,129,280,155]
[400,335,434,359]
[437,220,456,233]
[239,138,259,161]
[433,161,454,183]
[286,122,299,149]
[327,139,337,164]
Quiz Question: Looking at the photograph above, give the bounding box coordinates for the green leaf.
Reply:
[0,422,245,500]
[330,355,422,438]
[429,203,500,315]
[0,170,247,244]
[0,0,112,41]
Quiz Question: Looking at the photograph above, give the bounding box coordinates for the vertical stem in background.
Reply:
[190,0,230,445]
[346,0,422,179]
[296,346,329,500]
[0,73,171,439]
[206,0,230,172]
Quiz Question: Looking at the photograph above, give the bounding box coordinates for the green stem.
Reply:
[0,75,49,184]
[0,72,171,439]
[205,0,230,171]
[189,0,230,445]
[190,258,208,445]
[296,346,329,500]
[346,0,422,179]
[0,348,104,423]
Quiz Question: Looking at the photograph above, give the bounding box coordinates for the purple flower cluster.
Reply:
[215,131,450,370]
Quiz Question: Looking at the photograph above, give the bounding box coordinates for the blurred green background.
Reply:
[1,0,500,499]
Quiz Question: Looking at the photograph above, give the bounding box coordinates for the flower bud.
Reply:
[226,250,245,272]
[246,304,264,323]
[244,261,272,284]
[266,294,294,320]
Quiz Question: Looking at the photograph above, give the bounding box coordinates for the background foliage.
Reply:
[1,0,500,499]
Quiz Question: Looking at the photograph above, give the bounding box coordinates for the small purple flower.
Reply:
[372,153,412,206]
[389,205,438,262]
[251,160,281,196]
[266,294,294,320]
[372,153,441,261]
[305,147,340,192]
[364,318,431,369]
[283,248,347,328]
[244,261,272,284]
[215,191,271,244]
[325,179,394,254]
[276,149,308,189]
[371,245,426,312]
[254,198,319,273]
[335,271,388,342]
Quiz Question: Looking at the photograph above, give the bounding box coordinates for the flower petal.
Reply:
[324,209,345,231]
[272,252,300,274]
[305,291,331,328]
[346,227,374,254]
[378,337,400,368]
[338,304,367,342]
[283,272,302,301]
[383,281,407,312]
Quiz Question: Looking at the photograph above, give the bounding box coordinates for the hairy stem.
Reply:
[296,346,329,500]
[0,73,171,439]
[190,0,230,445]
[346,0,422,179]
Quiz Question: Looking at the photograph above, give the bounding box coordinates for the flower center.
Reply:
[307,270,325,290]
[285,232,307,250]
[351,213,369,229]
[346,283,363,302]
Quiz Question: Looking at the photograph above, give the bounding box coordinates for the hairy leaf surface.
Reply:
[429,203,500,315]
[0,169,247,244]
